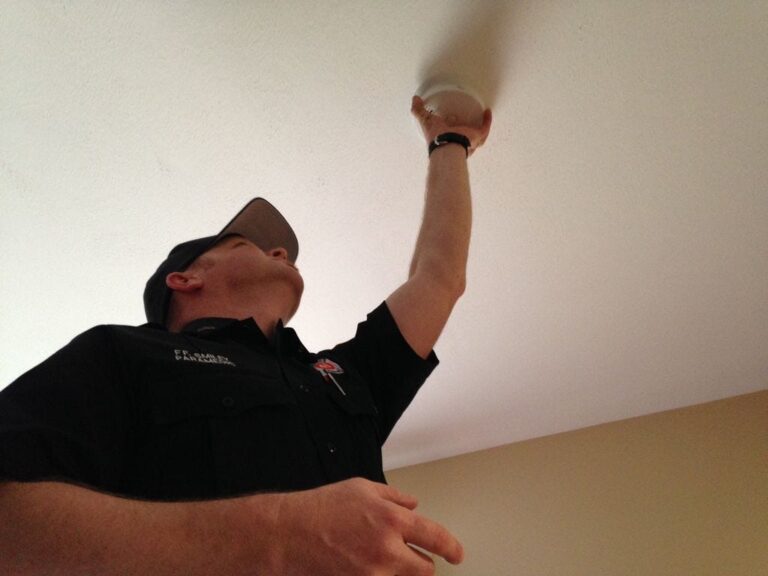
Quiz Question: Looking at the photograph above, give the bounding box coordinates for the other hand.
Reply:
[275,477,464,576]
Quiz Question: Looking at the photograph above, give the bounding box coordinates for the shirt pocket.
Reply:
[326,374,384,459]
[135,371,296,499]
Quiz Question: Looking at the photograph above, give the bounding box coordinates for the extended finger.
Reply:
[403,513,464,565]
[483,108,493,128]
[480,109,493,139]
[376,482,419,510]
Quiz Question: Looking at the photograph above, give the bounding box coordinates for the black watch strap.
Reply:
[428,132,471,157]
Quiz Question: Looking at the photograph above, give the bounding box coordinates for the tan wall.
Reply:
[387,391,768,575]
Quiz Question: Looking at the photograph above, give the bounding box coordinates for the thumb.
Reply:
[411,95,430,121]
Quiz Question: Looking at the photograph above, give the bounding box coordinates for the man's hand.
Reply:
[271,477,464,576]
[411,95,492,157]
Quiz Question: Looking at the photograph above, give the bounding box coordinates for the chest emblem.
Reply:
[312,358,347,396]
[312,359,344,374]
[174,349,236,367]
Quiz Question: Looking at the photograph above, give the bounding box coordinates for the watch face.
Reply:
[437,133,470,146]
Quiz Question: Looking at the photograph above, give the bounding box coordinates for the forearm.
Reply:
[409,143,472,294]
[0,481,280,575]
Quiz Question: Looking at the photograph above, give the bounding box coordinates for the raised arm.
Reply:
[386,95,492,358]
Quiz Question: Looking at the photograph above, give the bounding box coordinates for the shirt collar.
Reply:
[180,316,309,358]
[181,317,242,334]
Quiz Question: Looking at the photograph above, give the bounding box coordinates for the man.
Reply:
[0,96,492,575]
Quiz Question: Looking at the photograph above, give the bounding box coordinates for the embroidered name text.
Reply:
[174,349,236,367]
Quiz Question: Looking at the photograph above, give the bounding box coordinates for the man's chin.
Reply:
[292,272,305,299]
[284,280,304,322]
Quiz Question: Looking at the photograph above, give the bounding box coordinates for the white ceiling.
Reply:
[1,1,766,470]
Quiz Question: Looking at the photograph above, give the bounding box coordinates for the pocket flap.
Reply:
[150,374,294,425]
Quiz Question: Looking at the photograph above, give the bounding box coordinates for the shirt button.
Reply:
[222,396,235,408]
[326,442,337,454]
[299,384,310,393]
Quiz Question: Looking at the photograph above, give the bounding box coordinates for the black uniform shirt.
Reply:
[0,302,438,501]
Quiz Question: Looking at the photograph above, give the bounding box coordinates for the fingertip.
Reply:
[449,542,465,565]
[401,492,419,510]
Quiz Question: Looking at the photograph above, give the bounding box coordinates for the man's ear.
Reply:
[166,271,203,293]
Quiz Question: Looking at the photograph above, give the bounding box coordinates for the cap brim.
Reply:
[218,198,298,262]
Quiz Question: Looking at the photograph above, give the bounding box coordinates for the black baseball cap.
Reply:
[143,197,298,325]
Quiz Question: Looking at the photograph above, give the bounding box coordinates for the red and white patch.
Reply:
[312,359,344,374]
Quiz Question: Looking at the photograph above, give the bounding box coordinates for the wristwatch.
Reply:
[429,132,471,157]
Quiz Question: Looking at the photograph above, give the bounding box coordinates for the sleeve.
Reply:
[325,301,439,441]
[0,326,130,491]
